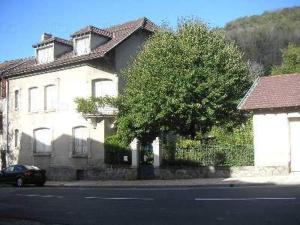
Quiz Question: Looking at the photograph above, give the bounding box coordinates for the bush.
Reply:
[164,144,253,167]
[104,134,131,165]
[209,119,253,146]
[165,120,254,167]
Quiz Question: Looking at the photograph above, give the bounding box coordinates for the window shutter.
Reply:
[73,127,87,154]
[1,79,6,98]
[0,112,3,134]
[93,80,115,97]
[34,128,51,153]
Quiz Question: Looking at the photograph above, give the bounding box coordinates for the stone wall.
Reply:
[154,166,289,180]
[47,166,137,181]
[46,165,289,181]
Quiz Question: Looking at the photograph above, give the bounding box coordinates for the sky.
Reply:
[0,0,299,62]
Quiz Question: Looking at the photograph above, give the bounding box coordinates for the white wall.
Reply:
[253,112,300,168]
[6,65,118,169]
[4,29,150,170]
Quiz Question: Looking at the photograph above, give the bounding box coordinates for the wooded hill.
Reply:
[224,6,300,75]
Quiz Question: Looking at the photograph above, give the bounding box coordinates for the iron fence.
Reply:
[163,144,254,167]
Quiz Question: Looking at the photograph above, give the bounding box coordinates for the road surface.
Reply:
[0,185,299,225]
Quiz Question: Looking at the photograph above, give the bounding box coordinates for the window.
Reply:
[29,87,38,112]
[92,79,115,97]
[44,85,57,111]
[13,165,24,172]
[1,79,6,98]
[0,112,3,134]
[14,129,19,148]
[4,166,14,173]
[14,90,19,110]
[34,128,51,153]
[37,46,54,64]
[73,126,87,155]
[75,37,90,56]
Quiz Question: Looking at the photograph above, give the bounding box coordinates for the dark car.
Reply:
[0,165,46,187]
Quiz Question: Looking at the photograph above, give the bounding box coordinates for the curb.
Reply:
[44,181,289,188]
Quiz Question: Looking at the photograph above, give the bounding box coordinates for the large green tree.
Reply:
[116,19,250,143]
[272,43,300,75]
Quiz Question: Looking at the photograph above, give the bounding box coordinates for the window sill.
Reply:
[72,154,88,158]
[33,152,51,157]
[44,109,56,113]
[28,111,39,115]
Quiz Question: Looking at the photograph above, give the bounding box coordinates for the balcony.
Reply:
[75,97,118,128]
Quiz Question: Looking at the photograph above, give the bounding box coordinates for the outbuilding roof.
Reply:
[238,73,300,110]
[0,17,156,77]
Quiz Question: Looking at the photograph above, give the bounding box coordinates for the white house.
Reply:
[239,73,300,173]
[0,18,156,176]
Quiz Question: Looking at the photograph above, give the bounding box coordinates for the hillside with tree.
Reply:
[225,6,300,75]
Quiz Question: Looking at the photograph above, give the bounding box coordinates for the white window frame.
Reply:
[92,79,116,98]
[33,128,52,154]
[72,126,88,156]
[74,36,90,56]
[37,45,54,64]
[14,89,20,111]
[44,84,57,111]
[14,129,19,148]
[28,87,38,113]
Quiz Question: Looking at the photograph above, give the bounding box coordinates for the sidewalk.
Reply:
[46,173,300,188]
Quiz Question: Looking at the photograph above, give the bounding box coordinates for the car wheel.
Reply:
[16,177,24,187]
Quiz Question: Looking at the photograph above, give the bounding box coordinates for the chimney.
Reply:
[41,33,52,42]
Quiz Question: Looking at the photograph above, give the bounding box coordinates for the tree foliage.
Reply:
[225,7,300,74]
[272,43,300,75]
[116,19,250,144]
[74,96,117,114]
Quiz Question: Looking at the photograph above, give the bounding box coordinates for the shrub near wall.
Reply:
[168,144,254,167]
[104,134,131,165]
[164,120,254,167]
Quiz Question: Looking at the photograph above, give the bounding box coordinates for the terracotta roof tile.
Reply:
[239,73,300,110]
[2,17,156,76]
[32,37,72,48]
[71,25,113,38]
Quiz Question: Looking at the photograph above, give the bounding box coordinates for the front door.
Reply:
[290,119,300,172]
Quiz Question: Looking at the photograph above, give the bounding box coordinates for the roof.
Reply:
[238,73,300,110]
[1,17,156,77]
[32,37,72,48]
[0,59,29,74]
[71,25,113,38]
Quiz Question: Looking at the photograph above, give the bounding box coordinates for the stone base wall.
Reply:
[46,165,289,181]
[47,166,137,181]
[154,166,289,180]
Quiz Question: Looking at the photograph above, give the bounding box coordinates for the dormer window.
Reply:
[74,36,90,56]
[37,45,54,64]
[71,25,112,56]
[33,33,72,64]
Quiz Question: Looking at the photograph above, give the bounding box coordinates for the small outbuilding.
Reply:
[239,73,300,173]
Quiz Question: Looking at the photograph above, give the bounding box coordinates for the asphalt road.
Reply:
[0,185,300,225]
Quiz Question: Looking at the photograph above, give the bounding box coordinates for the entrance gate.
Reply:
[138,144,155,179]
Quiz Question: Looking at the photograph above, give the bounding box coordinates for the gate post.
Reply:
[153,137,161,168]
[130,138,140,168]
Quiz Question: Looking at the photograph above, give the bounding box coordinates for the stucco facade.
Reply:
[253,112,300,170]
[6,64,117,169]
[0,18,154,174]
[240,74,300,173]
